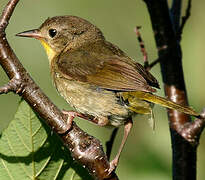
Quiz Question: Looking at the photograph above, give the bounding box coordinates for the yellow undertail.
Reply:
[123,91,199,117]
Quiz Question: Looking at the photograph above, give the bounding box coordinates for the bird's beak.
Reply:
[16,29,42,39]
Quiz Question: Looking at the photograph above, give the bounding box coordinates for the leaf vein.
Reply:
[5,131,32,179]
[1,158,15,180]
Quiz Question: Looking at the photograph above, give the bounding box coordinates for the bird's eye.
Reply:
[48,29,57,38]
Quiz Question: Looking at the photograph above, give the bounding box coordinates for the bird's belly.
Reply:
[53,76,129,126]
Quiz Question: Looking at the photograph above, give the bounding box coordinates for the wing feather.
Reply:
[56,49,159,92]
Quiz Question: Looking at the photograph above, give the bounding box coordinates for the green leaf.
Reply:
[0,100,92,180]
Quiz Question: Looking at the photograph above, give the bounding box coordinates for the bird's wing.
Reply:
[56,49,159,92]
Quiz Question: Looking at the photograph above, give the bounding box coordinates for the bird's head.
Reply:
[16,16,104,61]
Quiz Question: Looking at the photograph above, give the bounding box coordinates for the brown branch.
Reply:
[0,1,118,179]
[0,78,21,94]
[179,109,205,144]
[0,0,19,29]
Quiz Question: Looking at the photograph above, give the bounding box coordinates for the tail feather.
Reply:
[130,91,199,117]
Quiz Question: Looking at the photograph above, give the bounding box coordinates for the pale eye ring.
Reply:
[48,29,57,38]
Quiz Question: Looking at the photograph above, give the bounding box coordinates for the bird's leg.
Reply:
[108,119,133,174]
[62,110,109,129]
[62,110,92,130]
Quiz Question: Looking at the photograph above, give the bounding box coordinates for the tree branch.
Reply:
[134,26,149,68]
[170,0,182,32]
[0,1,118,179]
[0,78,21,94]
[143,0,204,179]
[178,0,192,41]
[106,128,119,161]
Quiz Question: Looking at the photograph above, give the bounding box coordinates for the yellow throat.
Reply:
[40,40,57,62]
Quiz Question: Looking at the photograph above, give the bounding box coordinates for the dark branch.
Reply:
[178,0,192,41]
[170,0,182,32]
[145,51,168,70]
[106,128,119,161]
[143,0,204,179]
[0,1,118,179]
[147,57,161,70]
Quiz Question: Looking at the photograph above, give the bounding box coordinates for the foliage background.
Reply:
[0,0,205,179]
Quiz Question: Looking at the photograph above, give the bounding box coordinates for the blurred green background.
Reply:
[0,0,205,179]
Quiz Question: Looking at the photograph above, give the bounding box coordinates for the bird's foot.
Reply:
[62,110,79,130]
[62,110,93,130]
[108,158,118,174]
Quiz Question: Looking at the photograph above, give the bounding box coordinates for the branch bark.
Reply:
[143,0,205,180]
[0,1,118,179]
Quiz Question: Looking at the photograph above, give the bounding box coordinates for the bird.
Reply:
[16,16,199,173]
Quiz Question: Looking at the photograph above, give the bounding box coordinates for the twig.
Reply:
[0,0,19,29]
[0,1,118,179]
[178,0,192,41]
[134,26,149,69]
[134,26,168,70]
[0,77,26,94]
[146,57,160,70]
[106,128,119,161]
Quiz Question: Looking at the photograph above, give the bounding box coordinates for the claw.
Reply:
[62,110,92,130]
[108,158,118,174]
[62,110,78,130]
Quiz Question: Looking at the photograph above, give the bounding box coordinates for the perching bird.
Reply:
[16,16,199,173]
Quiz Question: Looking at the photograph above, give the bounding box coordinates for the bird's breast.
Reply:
[52,73,129,126]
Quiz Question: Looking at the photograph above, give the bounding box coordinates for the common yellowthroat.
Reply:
[16,16,199,173]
